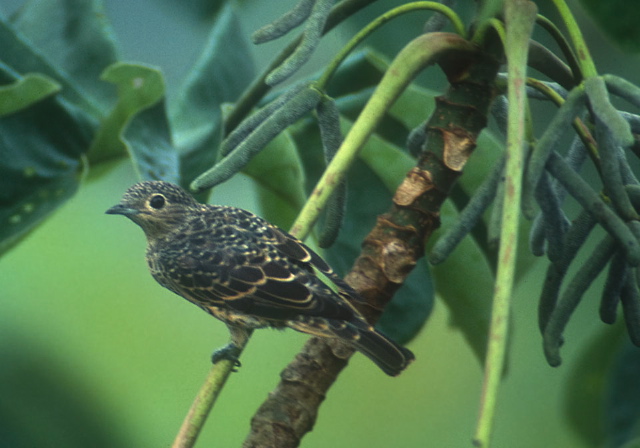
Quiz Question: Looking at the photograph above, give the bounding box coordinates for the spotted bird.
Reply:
[106,181,414,376]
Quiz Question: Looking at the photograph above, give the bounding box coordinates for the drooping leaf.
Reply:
[88,62,178,182]
[122,98,179,183]
[171,3,255,192]
[245,128,307,230]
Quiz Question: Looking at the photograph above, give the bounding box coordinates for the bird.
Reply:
[106,181,414,376]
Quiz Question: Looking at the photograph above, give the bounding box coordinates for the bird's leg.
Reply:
[211,344,241,368]
[210,324,251,369]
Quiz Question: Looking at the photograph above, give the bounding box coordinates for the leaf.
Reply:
[0,11,101,116]
[0,71,60,116]
[171,4,255,190]
[376,258,434,345]
[0,331,131,447]
[245,128,307,230]
[88,62,178,182]
[604,337,640,447]
[325,49,388,98]
[122,98,179,183]
[564,323,625,448]
[358,121,415,192]
[577,0,640,53]
[10,0,120,109]
[0,71,90,254]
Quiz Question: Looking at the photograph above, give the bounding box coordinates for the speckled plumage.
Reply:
[106,181,414,376]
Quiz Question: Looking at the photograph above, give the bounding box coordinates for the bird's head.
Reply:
[106,181,200,239]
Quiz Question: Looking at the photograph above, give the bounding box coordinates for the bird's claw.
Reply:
[211,345,242,371]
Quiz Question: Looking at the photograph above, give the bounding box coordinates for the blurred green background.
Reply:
[1,0,639,447]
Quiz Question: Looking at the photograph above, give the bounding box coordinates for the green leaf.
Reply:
[122,98,179,183]
[376,257,434,345]
[88,62,178,182]
[603,337,640,447]
[427,199,495,366]
[0,332,131,447]
[171,4,254,190]
[577,0,640,53]
[0,72,60,116]
[245,128,307,230]
[10,0,120,108]
[564,323,625,448]
[0,12,101,116]
[0,78,90,254]
[358,121,416,192]
[325,49,389,98]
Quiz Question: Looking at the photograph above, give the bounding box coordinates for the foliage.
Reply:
[2,0,640,447]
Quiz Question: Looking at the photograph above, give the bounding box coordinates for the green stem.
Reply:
[317,2,466,89]
[535,14,582,82]
[289,32,477,238]
[473,1,537,446]
[171,183,324,448]
[172,332,252,448]
[548,0,597,78]
[223,0,379,135]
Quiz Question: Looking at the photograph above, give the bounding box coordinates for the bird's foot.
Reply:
[211,344,242,371]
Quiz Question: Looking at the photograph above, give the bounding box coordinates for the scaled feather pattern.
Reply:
[106,181,414,376]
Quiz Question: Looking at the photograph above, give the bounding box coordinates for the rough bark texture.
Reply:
[243,43,501,448]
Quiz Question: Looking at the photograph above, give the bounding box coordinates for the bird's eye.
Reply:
[149,195,166,209]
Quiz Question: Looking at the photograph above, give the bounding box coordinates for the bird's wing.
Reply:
[165,213,356,322]
[265,223,369,309]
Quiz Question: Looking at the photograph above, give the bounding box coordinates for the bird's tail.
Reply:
[289,316,415,376]
[320,318,415,376]
[345,322,415,376]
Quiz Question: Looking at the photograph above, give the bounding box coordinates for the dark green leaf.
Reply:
[427,199,495,366]
[325,49,388,98]
[245,128,307,230]
[578,0,640,53]
[564,323,625,447]
[0,330,130,447]
[171,4,254,191]
[604,337,640,447]
[0,70,90,254]
[0,11,101,116]
[11,0,120,108]
[376,258,434,345]
[123,98,179,183]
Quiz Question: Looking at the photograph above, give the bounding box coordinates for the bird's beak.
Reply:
[105,204,140,216]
